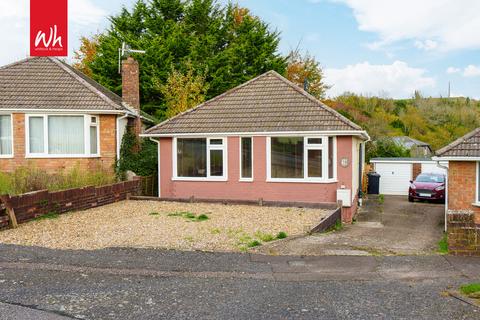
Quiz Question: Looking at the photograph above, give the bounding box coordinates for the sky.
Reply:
[1,0,479,99]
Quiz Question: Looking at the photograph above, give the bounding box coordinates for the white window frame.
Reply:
[239,136,253,182]
[266,136,337,183]
[172,137,228,181]
[25,114,100,158]
[0,113,14,158]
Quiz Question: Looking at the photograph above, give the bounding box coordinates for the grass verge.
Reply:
[438,233,448,254]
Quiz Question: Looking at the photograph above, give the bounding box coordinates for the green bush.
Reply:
[116,127,158,179]
[0,164,116,195]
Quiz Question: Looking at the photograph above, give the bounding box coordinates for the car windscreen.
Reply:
[415,174,445,183]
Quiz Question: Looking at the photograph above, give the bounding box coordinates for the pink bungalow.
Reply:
[142,71,370,221]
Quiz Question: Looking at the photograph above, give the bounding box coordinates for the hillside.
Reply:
[324,93,480,152]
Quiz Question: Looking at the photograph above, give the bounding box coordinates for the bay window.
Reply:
[0,114,13,157]
[268,136,336,182]
[175,137,227,180]
[26,115,99,157]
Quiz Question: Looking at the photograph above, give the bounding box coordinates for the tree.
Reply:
[159,63,209,118]
[73,35,99,77]
[366,137,411,161]
[286,49,330,99]
[74,0,286,120]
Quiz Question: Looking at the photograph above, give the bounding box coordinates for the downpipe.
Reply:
[436,161,449,232]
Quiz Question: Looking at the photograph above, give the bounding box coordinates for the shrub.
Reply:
[116,127,158,179]
[276,231,288,239]
[0,164,116,195]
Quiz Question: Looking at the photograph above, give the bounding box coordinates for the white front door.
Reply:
[375,163,412,195]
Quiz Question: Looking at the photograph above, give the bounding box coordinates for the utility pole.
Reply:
[448,81,451,98]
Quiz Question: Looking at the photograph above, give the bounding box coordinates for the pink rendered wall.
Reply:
[158,135,357,217]
[160,136,352,203]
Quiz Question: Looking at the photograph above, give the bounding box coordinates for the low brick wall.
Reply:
[0,179,140,229]
[447,212,480,256]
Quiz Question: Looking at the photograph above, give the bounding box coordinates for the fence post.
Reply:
[0,195,18,228]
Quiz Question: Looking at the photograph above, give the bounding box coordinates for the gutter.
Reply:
[116,113,130,160]
[434,157,449,232]
[149,138,161,198]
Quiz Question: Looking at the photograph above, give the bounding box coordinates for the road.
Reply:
[0,244,479,319]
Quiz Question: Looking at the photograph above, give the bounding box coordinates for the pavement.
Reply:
[256,195,445,256]
[0,244,479,319]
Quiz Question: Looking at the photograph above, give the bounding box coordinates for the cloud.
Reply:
[446,67,460,74]
[331,0,480,51]
[463,65,480,77]
[325,60,435,98]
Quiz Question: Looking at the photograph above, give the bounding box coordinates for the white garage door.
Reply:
[375,163,412,195]
[421,162,447,175]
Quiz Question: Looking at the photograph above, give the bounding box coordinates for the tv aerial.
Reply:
[118,42,146,74]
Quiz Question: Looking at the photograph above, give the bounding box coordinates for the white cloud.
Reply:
[325,60,435,98]
[332,0,480,51]
[70,0,107,25]
[463,65,480,77]
[446,67,460,74]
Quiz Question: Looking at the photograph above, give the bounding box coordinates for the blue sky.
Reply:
[2,0,479,98]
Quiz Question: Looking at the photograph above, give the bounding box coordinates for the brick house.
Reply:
[142,71,370,221]
[0,56,150,173]
[434,128,480,255]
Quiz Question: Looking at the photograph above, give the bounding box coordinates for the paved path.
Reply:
[0,245,479,319]
[257,196,445,256]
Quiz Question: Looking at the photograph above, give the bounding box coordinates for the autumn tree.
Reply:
[73,35,99,77]
[159,63,209,118]
[286,49,330,99]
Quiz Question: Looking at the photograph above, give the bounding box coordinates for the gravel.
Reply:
[0,201,327,251]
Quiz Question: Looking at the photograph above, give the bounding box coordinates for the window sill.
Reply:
[26,155,101,159]
[0,155,14,159]
[239,178,254,182]
[172,177,228,182]
[471,202,480,208]
[266,178,338,184]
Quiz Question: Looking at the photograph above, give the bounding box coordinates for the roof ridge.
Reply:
[48,57,128,112]
[0,56,39,71]
[436,127,480,156]
[266,70,362,131]
[144,71,274,134]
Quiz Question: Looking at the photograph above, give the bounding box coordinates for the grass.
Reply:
[438,233,448,254]
[34,212,60,221]
[0,164,116,195]
[167,211,210,222]
[324,219,343,233]
[254,231,275,242]
[149,212,160,216]
[460,283,480,295]
[378,194,385,204]
[247,240,261,248]
[276,231,288,239]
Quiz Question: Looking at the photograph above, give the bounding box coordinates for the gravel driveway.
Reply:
[0,201,327,252]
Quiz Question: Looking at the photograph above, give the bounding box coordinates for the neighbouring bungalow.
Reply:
[0,56,151,173]
[142,71,370,221]
[434,128,480,255]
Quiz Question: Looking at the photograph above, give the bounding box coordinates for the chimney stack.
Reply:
[121,57,142,137]
[122,57,140,110]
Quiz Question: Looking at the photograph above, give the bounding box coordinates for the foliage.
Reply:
[460,283,480,295]
[167,211,210,221]
[34,212,60,221]
[276,231,287,239]
[72,35,99,77]
[0,165,116,196]
[116,126,158,179]
[254,231,275,242]
[326,94,480,154]
[366,137,411,161]
[75,0,286,120]
[286,49,330,99]
[159,62,209,118]
[438,233,448,254]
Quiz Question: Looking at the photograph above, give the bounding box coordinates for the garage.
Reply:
[373,162,412,195]
[370,158,448,196]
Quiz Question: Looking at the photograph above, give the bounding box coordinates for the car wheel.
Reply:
[408,196,414,202]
